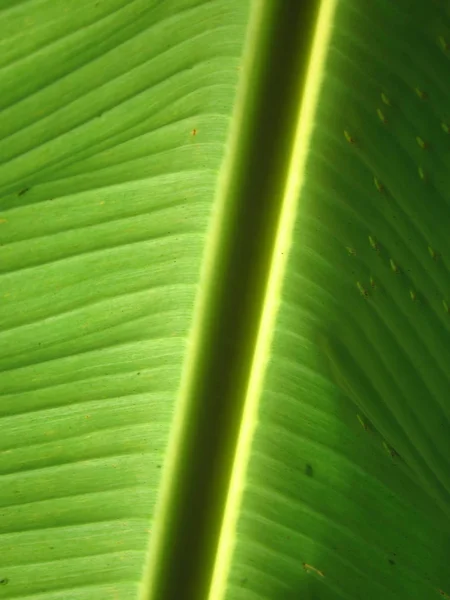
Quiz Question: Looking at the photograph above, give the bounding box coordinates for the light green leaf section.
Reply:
[0,1,249,598]
[220,1,450,599]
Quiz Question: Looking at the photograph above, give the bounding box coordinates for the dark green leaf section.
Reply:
[316,0,450,516]
[226,1,450,599]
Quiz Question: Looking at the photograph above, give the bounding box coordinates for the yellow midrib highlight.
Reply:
[207,1,339,598]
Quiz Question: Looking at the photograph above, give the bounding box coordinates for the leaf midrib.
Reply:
[140,3,320,599]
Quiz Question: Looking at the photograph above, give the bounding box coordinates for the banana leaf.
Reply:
[0,1,449,599]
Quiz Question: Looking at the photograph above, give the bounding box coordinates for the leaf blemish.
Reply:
[438,36,449,51]
[383,441,399,460]
[377,108,387,124]
[305,464,314,477]
[373,176,384,193]
[428,246,439,260]
[415,87,427,100]
[381,92,391,106]
[303,563,325,578]
[390,258,400,274]
[418,166,426,181]
[369,235,380,252]
[357,281,369,298]
[344,130,356,144]
[416,136,428,150]
[357,414,369,431]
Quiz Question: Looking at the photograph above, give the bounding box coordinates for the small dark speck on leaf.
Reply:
[0,578,8,585]
[157,465,161,469]
[305,464,313,477]
[241,578,248,586]
[18,188,30,196]
[388,559,395,565]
